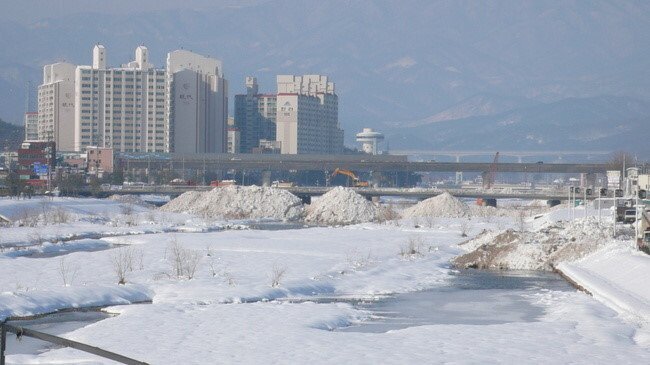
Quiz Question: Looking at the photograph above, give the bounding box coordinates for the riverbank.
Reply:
[1,197,649,363]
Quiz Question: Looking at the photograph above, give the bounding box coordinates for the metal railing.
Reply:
[0,323,148,365]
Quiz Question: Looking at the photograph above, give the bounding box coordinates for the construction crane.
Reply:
[330,168,370,187]
[483,152,500,189]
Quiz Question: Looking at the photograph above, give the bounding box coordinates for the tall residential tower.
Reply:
[275,75,343,154]
[167,50,228,154]
[234,77,277,153]
[74,45,168,152]
[37,62,76,151]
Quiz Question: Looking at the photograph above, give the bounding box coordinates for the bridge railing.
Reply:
[0,322,148,365]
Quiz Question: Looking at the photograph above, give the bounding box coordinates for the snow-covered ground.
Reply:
[0,196,648,363]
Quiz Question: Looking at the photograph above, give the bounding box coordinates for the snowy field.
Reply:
[0,195,649,363]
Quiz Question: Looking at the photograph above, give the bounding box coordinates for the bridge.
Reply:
[102,185,573,202]
[118,153,609,174]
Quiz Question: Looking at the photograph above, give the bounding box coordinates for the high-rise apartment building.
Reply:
[275,75,343,154]
[24,112,39,141]
[74,45,168,152]
[37,62,76,151]
[167,50,228,154]
[234,77,277,153]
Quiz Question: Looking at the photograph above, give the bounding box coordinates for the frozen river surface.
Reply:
[341,270,573,332]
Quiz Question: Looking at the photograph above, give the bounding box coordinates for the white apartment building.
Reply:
[167,50,228,154]
[37,62,76,151]
[275,75,343,154]
[227,128,240,154]
[74,45,168,152]
[24,112,39,141]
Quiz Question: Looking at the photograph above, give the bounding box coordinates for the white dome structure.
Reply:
[356,128,384,155]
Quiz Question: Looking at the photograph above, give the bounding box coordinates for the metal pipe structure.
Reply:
[0,324,148,365]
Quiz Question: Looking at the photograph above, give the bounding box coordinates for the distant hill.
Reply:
[0,118,24,151]
[385,96,650,155]
[1,1,649,152]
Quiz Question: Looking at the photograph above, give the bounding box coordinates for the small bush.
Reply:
[111,247,135,284]
[58,257,78,286]
[269,263,287,288]
[168,238,201,279]
[53,207,71,224]
[400,237,423,258]
[460,218,472,237]
[377,204,400,224]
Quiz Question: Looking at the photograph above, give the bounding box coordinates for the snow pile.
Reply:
[160,186,304,221]
[468,205,514,218]
[305,187,379,225]
[454,216,612,270]
[402,192,469,218]
[108,194,153,207]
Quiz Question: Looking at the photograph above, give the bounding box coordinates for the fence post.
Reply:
[1,324,6,365]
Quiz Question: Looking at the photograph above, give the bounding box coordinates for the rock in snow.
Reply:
[161,186,304,221]
[305,187,379,225]
[402,192,470,218]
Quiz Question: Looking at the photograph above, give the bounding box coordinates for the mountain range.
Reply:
[0,0,649,154]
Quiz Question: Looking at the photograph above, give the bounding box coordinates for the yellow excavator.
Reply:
[330,168,370,187]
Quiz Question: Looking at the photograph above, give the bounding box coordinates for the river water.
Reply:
[340,269,574,333]
[4,270,574,356]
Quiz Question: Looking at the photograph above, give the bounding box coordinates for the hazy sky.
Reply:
[1,0,265,24]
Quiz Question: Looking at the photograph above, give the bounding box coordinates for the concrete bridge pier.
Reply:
[455,156,463,185]
[262,171,272,187]
[299,195,311,204]
[371,171,382,187]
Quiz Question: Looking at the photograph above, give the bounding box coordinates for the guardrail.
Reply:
[0,323,148,365]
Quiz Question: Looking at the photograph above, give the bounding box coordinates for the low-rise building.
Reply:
[17,141,56,187]
[86,146,114,177]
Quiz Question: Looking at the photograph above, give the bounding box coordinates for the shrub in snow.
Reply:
[58,257,78,286]
[399,236,424,258]
[305,187,380,225]
[459,218,472,237]
[111,247,135,284]
[168,239,201,280]
[376,203,401,224]
[269,263,287,288]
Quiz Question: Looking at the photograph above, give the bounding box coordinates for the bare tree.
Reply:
[168,238,202,279]
[269,263,287,288]
[121,204,136,226]
[111,247,135,284]
[39,200,52,225]
[58,257,78,286]
[459,218,472,237]
[607,151,636,172]
[53,207,71,224]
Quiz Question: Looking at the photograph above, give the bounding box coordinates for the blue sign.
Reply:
[33,163,49,175]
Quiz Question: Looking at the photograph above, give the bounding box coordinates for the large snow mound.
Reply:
[402,192,470,218]
[160,186,304,221]
[305,187,379,225]
[454,216,613,270]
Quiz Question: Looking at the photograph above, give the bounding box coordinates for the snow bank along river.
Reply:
[1,196,649,363]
